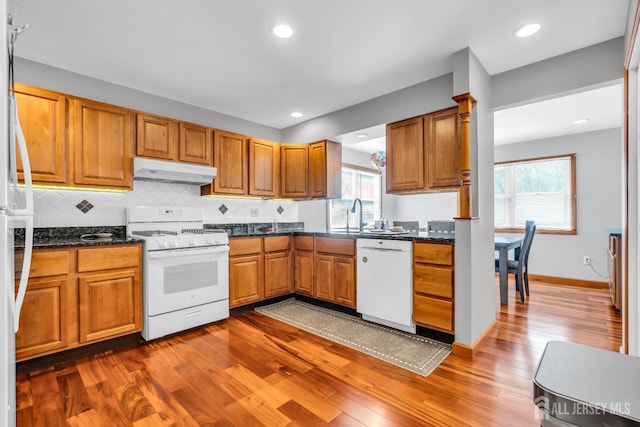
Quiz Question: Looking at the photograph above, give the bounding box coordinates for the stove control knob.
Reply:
[207,238,215,245]
[160,241,169,249]
[189,239,197,246]
[170,240,178,248]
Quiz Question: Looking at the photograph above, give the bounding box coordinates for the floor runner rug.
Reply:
[255,298,451,376]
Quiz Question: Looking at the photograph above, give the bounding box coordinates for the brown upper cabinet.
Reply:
[202,130,249,196]
[386,116,424,192]
[14,83,68,184]
[136,113,213,166]
[73,98,134,190]
[15,84,134,190]
[309,140,342,199]
[179,122,213,165]
[136,113,179,161]
[14,83,342,198]
[426,108,461,189]
[249,138,280,197]
[281,140,342,199]
[386,106,460,194]
[280,144,309,198]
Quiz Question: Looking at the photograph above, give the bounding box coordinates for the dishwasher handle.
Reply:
[360,247,406,252]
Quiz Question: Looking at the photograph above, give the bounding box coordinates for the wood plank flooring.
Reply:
[16,279,622,426]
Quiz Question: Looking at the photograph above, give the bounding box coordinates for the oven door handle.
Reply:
[147,245,229,259]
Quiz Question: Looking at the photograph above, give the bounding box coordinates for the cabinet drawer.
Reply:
[294,235,314,251]
[315,237,355,256]
[414,242,453,265]
[18,250,69,278]
[229,237,262,256]
[77,245,140,272]
[414,264,453,298]
[413,295,453,332]
[264,236,291,253]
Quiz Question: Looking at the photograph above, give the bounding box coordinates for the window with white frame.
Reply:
[328,165,381,230]
[494,154,576,234]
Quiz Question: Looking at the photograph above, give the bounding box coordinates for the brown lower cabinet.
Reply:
[228,236,292,308]
[293,236,314,296]
[312,237,356,308]
[413,241,455,333]
[230,235,357,310]
[15,244,142,362]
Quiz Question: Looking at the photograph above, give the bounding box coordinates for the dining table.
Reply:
[494,236,525,304]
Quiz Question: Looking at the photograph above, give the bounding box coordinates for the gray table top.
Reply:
[534,340,640,423]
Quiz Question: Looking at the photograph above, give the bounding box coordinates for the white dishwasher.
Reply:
[356,238,415,333]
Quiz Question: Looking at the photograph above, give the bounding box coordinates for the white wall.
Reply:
[494,128,623,281]
[32,182,298,228]
[492,38,624,109]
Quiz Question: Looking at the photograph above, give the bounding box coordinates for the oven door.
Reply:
[145,245,229,316]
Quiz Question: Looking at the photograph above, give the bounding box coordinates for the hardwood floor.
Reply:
[16,279,622,426]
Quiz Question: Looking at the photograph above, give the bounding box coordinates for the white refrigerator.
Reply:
[1,4,34,426]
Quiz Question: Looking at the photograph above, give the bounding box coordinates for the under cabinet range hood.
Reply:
[133,157,216,185]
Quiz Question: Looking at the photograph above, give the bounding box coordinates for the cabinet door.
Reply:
[264,251,292,298]
[294,250,314,296]
[314,254,334,301]
[15,276,69,361]
[180,122,213,165]
[386,116,424,192]
[249,138,279,197]
[309,141,327,198]
[309,140,342,199]
[208,130,248,195]
[229,254,263,307]
[426,107,460,189]
[333,256,356,308]
[136,113,179,160]
[78,268,142,343]
[413,295,453,333]
[14,84,68,184]
[73,98,134,189]
[280,144,309,198]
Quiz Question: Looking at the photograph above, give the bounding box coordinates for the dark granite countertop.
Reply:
[297,231,455,243]
[15,226,141,249]
[207,223,455,243]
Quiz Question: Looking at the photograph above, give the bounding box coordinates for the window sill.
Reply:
[495,227,576,236]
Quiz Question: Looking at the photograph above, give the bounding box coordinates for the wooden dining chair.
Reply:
[494,221,536,302]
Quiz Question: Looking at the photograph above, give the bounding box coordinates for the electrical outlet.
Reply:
[250,208,259,217]
[583,256,591,265]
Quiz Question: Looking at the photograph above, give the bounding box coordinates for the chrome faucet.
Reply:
[351,198,364,232]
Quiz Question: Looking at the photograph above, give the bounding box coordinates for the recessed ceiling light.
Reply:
[514,23,541,38]
[272,24,293,38]
[356,134,368,138]
[290,112,303,118]
[573,118,589,124]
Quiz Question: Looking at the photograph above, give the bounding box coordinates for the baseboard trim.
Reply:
[528,274,608,289]
[452,320,498,358]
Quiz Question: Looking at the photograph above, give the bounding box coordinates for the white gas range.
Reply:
[127,206,229,340]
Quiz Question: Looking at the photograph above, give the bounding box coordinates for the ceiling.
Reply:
[8,0,629,131]
[494,83,624,145]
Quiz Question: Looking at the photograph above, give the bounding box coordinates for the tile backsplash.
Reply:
[33,180,299,227]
